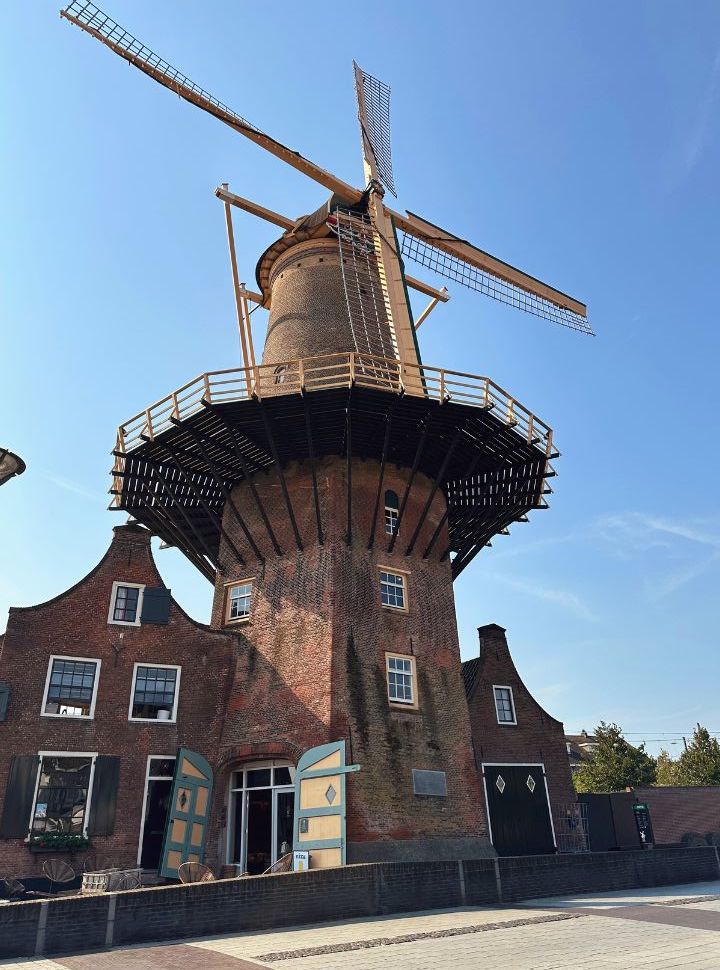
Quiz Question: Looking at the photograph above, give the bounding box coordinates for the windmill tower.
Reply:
[62,2,591,864]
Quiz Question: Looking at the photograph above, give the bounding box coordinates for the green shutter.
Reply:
[0,684,9,722]
[140,587,171,625]
[0,755,39,839]
[87,756,120,836]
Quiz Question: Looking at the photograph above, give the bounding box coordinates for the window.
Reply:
[226,580,253,623]
[386,653,416,705]
[379,569,407,611]
[31,754,95,835]
[108,581,144,626]
[274,365,287,385]
[129,664,181,722]
[384,490,399,536]
[493,686,517,725]
[42,656,100,718]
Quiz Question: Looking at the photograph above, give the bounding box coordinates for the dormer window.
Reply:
[384,490,399,536]
[108,582,145,626]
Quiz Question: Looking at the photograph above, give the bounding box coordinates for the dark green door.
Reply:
[483,764,555,856]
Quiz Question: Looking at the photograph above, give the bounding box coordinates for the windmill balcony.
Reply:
[110,352,557,580]
[113,352,554,459]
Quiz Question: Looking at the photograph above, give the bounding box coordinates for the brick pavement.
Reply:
[2,881,720,969]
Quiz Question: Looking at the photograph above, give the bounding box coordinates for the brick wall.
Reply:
[1,848,717,960]
[633,786,720,845]
[0,524,237,880]
[211,456,489,858]
[464,624,575,823]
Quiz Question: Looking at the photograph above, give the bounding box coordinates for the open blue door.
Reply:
[293,740,360,868]
[159,748,213,879]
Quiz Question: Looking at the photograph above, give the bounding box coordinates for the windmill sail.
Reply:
[354,63,396,197]
[395,211,593,335]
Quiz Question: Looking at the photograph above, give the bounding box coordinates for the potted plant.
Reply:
[28,833,90,853]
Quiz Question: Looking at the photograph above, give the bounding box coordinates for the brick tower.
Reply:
[64,1,590,863]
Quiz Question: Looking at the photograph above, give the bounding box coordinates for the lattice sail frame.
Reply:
[62,1,262,134]
[355,65,396,197]
[330,209,399,363]
[399,232,594,335]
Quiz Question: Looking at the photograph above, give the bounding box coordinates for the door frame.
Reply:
[136,754,176,866]
[481,761,557,851]
[225,760,295,869]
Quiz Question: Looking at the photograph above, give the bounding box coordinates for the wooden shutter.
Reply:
[0,755,39,839]
[159,749,213,879]
[140,587,172,625]
[87,756,120,836]
[0,683,9,722]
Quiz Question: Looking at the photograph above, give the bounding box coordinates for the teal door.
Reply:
[293,740,360,868]
[159,748,213,879]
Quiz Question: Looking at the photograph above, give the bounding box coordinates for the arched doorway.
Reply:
[228,761,295,874]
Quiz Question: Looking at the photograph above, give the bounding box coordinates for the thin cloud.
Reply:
[40,471,101,503]
[681,47,720,175]
[492,573,598,623]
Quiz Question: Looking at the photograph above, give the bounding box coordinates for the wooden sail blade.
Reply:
[389,208,593,335]
[61,1,363,203]
[353,61,396,197]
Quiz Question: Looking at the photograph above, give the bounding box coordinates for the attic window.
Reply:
[108,582,144,626]
[493,685,516,725]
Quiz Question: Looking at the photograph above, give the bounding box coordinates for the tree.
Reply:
[655,749,679,787]
[573,722,656,793]
[675,724,720,786]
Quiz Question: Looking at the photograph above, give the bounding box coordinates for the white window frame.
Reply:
[384,491,399,536]
[136,754,176,865]
[378,566,409,612]
[108,581,145,627]
[41,655,101,720]
[27,750,98,840]
[225,760,296,868]
[224,578,255,624]
[128,663,182,723]
[386,652,418,708]
[493,684,517,725]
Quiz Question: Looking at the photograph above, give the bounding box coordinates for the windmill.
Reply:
[60,0,590,581]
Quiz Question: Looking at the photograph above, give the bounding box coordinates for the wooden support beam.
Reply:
[221,184,252,372]
[148,440,247,568]
[367,402,395,550]
[145,461,220,569]
[414,287,449,330]
[209,408,283,556]
[178,423,266,563]
[258,403,303,551]
[422,446,485,559]
[406,278,449,304]
[303,396,324,546]
[388,416,431,555]
[404,429,461,556]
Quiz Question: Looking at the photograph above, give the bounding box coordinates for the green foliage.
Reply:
[655,749,679,786]
[675,724,720,786]
[28,832,89,852]
[573,722,656,793]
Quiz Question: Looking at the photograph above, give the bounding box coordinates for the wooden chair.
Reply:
[177,862,215,884]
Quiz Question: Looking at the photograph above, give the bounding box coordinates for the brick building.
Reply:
[462,623,576,856]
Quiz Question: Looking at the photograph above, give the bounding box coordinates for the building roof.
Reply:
[461,657,481,697]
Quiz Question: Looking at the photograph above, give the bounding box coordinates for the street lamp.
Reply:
[0,448,26,488]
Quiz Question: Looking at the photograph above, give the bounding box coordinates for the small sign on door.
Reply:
[293,850,309,872]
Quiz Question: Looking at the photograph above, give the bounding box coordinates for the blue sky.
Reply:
[2,1,719,756]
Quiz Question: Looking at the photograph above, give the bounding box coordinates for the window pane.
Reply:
[246,768,271,788]
[149,757,176,778]
[494,688,515,722]
[229,582,253,620]
[44,659,97,717]
[32,756,92,835]
[273,767,292,786]
[131,666,178,719]
[113,585,140,622]
[380,572,405,609]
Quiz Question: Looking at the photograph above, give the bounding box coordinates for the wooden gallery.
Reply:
[0,1,592,886]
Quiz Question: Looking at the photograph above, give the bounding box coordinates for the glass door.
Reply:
[229,762,295,873]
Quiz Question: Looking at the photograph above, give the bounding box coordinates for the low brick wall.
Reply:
[1,847,718,960]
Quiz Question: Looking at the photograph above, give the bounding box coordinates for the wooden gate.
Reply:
[159,748,213,878]
[293,740,360,868]
[483,763,556,857]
